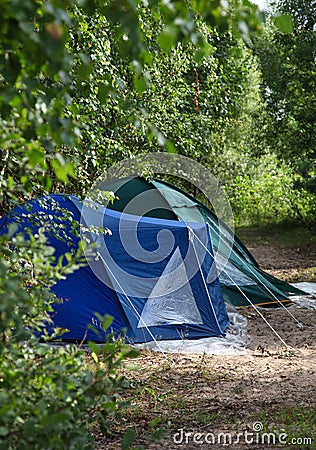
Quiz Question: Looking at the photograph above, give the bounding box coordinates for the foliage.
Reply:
[2,0,312,222]
[64,3,316,226]
[0,0,265,209]
[0,2,135,448]
[255,406,316,447]
[0,0,85,215]
[226,153,316,225]
[253,0,316,190]
[0,330,134,449]
[0,222,138,449]
[65,6,257,198]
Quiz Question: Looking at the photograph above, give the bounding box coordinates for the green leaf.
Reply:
[101,401,116,410]
[133,75,147,93]
[23,418,36,435]
[150,417,161,428]
[88,341,100,356]
[51,157,75,183]
[97,82,111,104]
[274,14,294,33]
[38,174,53,190]
[76,63,93,81]
[0,427,9,437]
[95,313,114,331]
[7,223,19,238]
[27,147,45,168]
[166,140,177,153]
[157,25,178,51]
[121,429,135,450]
[42,411,72,428]
[194,48,206,63]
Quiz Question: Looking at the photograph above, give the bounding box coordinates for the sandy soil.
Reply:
[239,229,316,283]
[95,237,316,450]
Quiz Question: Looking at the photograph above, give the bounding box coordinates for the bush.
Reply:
[225,154,316,226]
[0,230,136,450]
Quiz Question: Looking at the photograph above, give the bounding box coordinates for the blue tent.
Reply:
[0,194,229,343]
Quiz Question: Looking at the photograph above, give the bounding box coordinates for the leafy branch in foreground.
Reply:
[0,330,137,450]
[0,226,138,449]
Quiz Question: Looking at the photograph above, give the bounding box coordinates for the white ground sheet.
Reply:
[135,304,249,356]
[135,283,316,356]
[290,282,316,309]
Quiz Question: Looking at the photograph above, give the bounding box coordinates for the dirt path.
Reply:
[238,226,316,283]
[95,229,316,450]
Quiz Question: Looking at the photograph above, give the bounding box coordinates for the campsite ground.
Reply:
[95,224,316,450]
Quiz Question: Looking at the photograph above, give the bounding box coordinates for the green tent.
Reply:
[96,176,305,307]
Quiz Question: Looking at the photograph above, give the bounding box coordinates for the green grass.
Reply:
[254,406,316,449]
[236,222,316,248]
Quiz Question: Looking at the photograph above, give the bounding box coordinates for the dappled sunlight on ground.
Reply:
[94,229,316,449]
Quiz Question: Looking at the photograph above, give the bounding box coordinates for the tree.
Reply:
[65,6,258,196]
[254,0,316,190]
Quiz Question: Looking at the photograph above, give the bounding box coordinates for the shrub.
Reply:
[0,230,136,450]
[225,154,316,225]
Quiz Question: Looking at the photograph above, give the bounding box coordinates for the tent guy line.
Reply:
[96,249,168,357]
[189,227,291,349]
[211,230,304,328]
